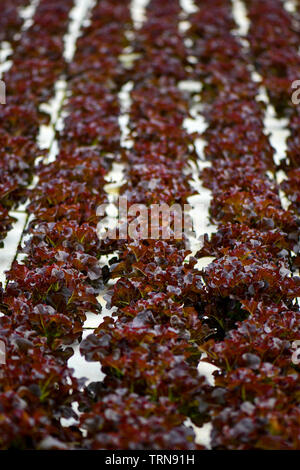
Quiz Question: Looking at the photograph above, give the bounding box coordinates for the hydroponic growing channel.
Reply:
[0,0,299,451]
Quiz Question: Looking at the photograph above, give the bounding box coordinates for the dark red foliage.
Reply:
[0,0,75,240]
[80,391,203,450]
[6,262,101,321]
[1,0,299,452]
[184,0,300,450]
[0,1,27,43]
